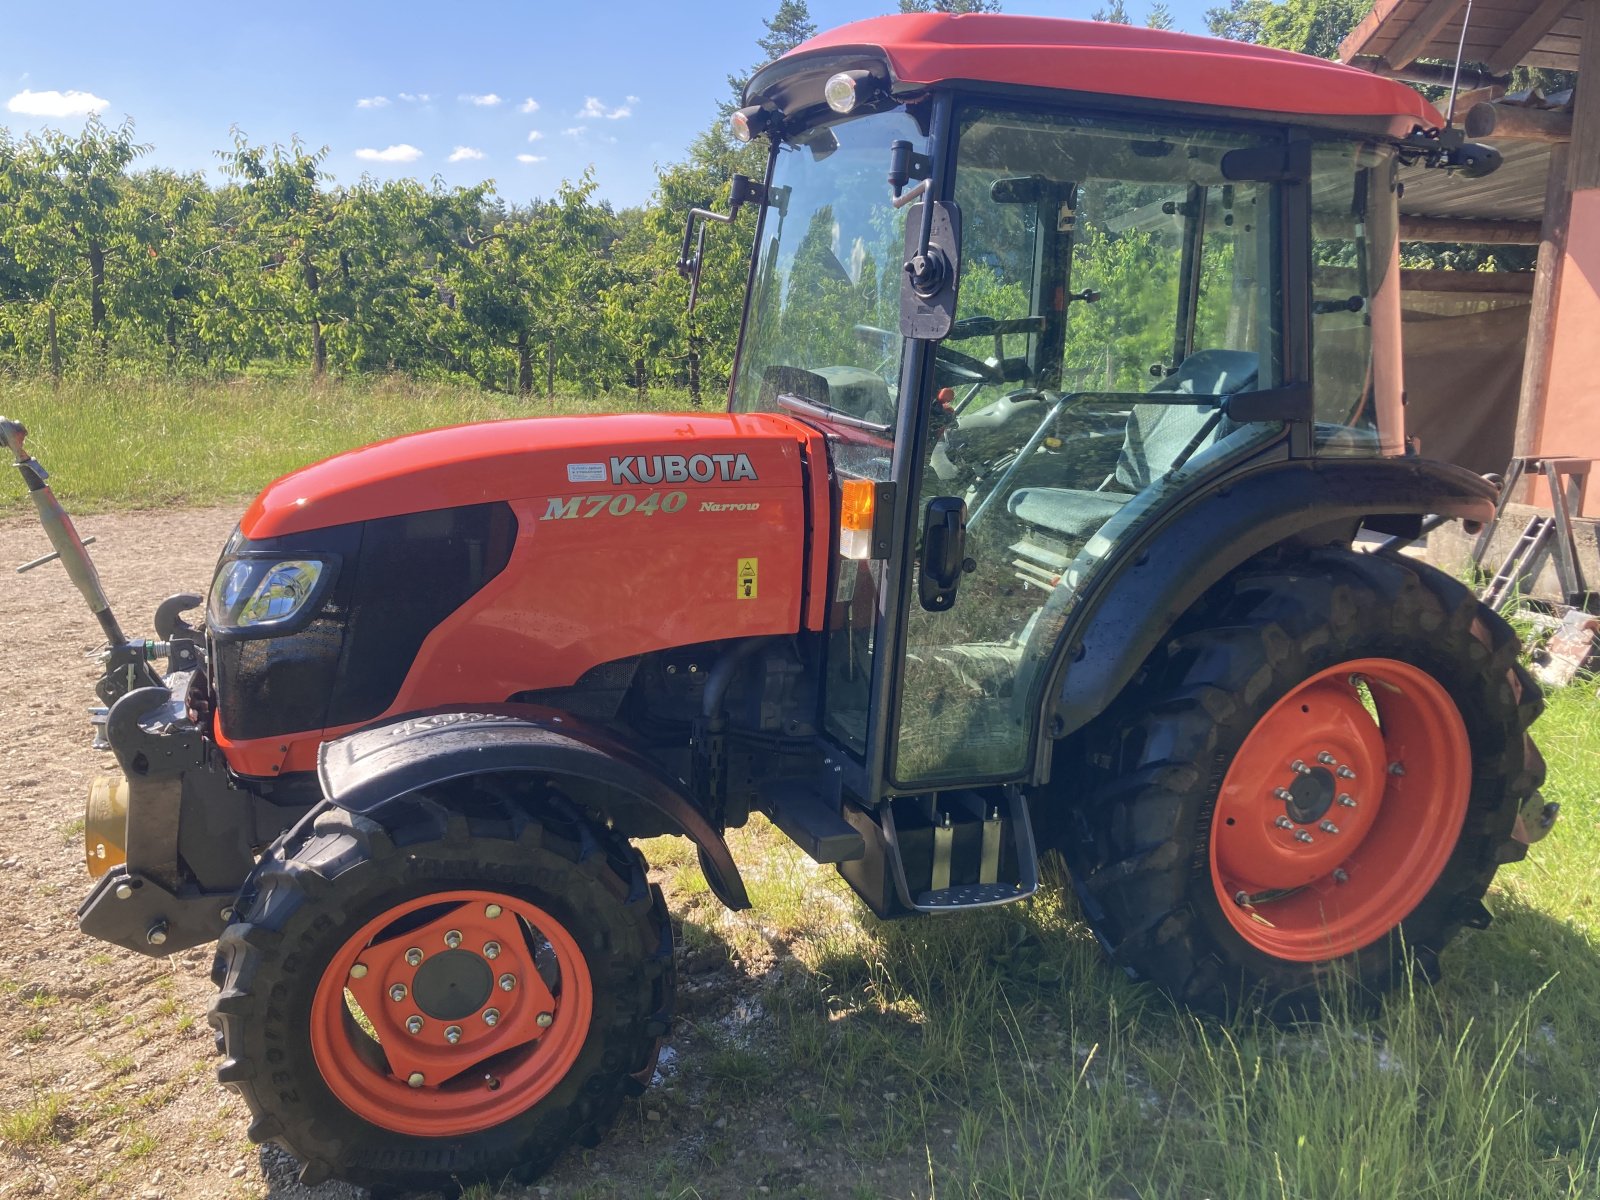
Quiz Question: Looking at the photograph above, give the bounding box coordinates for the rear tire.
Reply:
[1055,546,1543,1020]
[208,786,673,1191]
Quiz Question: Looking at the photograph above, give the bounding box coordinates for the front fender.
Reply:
[1034,455,1496,755]
[318,705,750,909]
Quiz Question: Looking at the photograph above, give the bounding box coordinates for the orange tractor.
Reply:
[4,14,1556,1191]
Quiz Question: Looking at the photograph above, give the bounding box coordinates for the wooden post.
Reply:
[1569,3,1600,192]
[1511,142,1572,485]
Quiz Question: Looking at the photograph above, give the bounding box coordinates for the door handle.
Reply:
[919,496,969,612]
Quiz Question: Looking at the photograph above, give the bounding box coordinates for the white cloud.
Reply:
[7,88,109,118]
[518,97,539,114]
[459,92,502,107]
[355,144,423,163]
[577,95,636,120]
[397,91,431,103]
[562,126,586,137]
[448,145,485,162]
[526,129,544,142]
[516,153,546,164]
[355,95,389,109]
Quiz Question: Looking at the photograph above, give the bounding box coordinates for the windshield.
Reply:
[730,109,929,468]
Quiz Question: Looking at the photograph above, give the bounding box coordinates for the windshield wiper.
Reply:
[775,393,892,435]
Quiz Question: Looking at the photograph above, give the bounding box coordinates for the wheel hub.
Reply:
[411,949,494,1020]
[309,889,594,1138]
[1284,766,1336,825]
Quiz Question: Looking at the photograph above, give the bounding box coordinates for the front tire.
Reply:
[208,788,673,1191]
[1057,546,1543,1019]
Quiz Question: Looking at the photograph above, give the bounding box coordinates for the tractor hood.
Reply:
[240,411,818,539]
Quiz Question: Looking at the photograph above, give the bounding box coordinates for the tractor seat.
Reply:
[1006,349,1259,539]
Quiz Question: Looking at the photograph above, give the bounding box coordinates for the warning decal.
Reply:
[736,557,758,600]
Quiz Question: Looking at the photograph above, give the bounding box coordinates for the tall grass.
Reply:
[649,679,1600,1200]
[0,375,698,514]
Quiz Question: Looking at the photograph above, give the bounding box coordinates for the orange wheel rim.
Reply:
[1210,658,1470,962]
[309,889,592,1137]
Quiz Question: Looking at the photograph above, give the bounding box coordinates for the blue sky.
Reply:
[3,0,1216,210]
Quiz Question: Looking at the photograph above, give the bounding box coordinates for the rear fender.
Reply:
[318,705,750,910]
[1032,456,1496,759]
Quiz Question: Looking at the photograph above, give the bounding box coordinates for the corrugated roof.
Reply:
[1398,139,1554,220]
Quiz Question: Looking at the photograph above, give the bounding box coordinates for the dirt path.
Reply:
[0,506,870,1200]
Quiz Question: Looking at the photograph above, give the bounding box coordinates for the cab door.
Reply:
[885,104,1286,790]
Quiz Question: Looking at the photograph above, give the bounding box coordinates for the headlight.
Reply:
[208,557,334,637]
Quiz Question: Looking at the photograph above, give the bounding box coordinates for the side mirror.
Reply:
[677,173,769,313]
[900,200,962,341]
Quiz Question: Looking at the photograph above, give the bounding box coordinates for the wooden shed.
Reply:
[1341,0,1598,601]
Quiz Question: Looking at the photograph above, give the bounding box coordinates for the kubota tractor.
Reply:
[3,13,1558,1191]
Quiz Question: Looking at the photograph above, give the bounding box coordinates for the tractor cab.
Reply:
[686,16,1427,823]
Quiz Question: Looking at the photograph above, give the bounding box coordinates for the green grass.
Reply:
[0,1091,69,1148]
[648,679,1600,1200]
[0,374,698,514]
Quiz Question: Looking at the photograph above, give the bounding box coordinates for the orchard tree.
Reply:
[220,133,343,377]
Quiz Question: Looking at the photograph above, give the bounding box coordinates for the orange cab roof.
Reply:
[765,14,1442,128]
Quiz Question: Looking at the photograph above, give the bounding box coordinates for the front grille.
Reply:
[211,502,517,742]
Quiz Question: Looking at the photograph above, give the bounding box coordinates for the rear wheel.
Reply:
[209,788,673,1191]
[1056,547,1543,1019]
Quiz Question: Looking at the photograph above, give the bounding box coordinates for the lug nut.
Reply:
[535,1011,554,1028]
[405,947,424,967]
[349,963,368,979]
[406,1015,424,1035]
[444,929,463,949]
[1273,787,1294,802]
[499,974,516,992]
[389,983,408,1002]
[146,922,168,947]
[1234,891,1251,907]
[445,1025,463,1045]
[1333,868,1349,884]
[1317,751,1336,765]
[1337,765,1356,779]
[483,941,501,960]
[485,903,503,919]
[1274,815,1294,829]
[483,1008,500,1027]
[1319,820,1340,834]
[407,1072,425,1088]
[1295,830,1314,844]
[1292,760,1311,775]
[1338,794,1356,808]
[1388,761,1406,777]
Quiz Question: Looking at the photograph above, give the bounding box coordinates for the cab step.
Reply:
[838,787,1039,916]
[763,779,866,864]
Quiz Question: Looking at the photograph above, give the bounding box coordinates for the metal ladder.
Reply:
[1474,456,1593,610]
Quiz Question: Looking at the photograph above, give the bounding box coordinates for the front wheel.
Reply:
[1057,547,1544,1019]
[208,789,673,1191]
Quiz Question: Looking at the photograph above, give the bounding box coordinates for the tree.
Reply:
[1146,3,1176,29]
[219,133,343,377]
[1204,0,1368,59]
[724,0,818,117]
[1090,0,1132,24]
[900,0,1002,12]
[0,119,147,373]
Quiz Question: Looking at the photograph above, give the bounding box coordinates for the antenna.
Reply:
[1443,0,1477,128]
